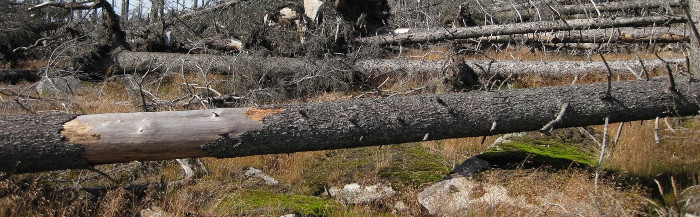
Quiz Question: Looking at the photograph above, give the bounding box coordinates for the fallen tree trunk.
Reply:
[358,58,685,80]
[468,27,688,44]
[1,77,698,173]
[113,50,684,79]
[0,69,40,84]
[359,16,687,46]
[471,0,682,24]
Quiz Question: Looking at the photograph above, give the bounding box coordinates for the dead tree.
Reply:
[1,77,698,174]
[360,15,686,46]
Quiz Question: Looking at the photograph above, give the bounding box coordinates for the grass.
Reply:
[210,191,345,216]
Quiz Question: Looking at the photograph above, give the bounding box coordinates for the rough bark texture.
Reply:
[0,113,89,173]
[460,0,682,25]
[358,58,685,79]
[113,50,685,79]
[203,77,700,158]
[469,27,688,44]
[1,77,699,173]
[359,16,687,46]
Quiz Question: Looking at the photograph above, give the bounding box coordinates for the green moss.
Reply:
[479,139,596,168]
[211,191,347,216]
[378,144,451,188]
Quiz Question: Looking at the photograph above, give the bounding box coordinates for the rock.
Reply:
[393,201,408,213]
[681,185,700,215]
[243,167,279,186]
[36,76,85,95]
[328,183,396,205]
[449,156,490,178]
[279,214,296,217]
[418,176,527,216]
[139,206,172,217]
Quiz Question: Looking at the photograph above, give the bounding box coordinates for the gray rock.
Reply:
[418,176,527,216]
[243,167,279,186]
[139,206,172,217]
[328,183,395,205]
[36,76,85,95]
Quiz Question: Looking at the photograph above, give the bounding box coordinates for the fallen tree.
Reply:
[460,0,682,25]
[360,16,687,46]
[1,76,698,174]
[112,50,684,78]
[467,27,688,44]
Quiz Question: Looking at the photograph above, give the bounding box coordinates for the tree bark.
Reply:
[357,58,684,80]
[359,16,687,46]
[2,77,699,174]
[468,27,688,44]
[112,50,684,79]
[470,0,682,24]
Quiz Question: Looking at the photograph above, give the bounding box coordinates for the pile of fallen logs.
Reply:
[1,0,699,173]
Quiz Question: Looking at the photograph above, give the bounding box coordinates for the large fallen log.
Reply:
[468,27,688,44]
[113,50,685,79]
[465,0,682,25]
[1,77,698,174]
[360,16,687,46]
[358,58,684,79]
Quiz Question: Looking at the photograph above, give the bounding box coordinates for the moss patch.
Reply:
[378,144,451,188]
[479,139,596,169]
[304,143,450,194]
[210,190,346,216]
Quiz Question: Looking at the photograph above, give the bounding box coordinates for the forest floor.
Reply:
[1,48,698,216]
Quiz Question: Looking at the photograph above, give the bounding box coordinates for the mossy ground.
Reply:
[210,191,346,216]
[479,139,597,169]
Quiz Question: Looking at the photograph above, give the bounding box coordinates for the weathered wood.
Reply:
[359,16,687,46]
[114,50,685,79]
[468,0,682,24]
[469,27,688,44]
[358,58,685,79]
[1,77,699,174]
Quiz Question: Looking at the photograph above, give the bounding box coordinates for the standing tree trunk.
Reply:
[120,0,129,21]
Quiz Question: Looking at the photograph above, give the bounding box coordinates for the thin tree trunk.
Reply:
[359,16,687,46]
[2,77,699,174]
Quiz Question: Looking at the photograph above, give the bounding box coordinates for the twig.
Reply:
[664,117,676,132]
[540,103,569,132]
[655,53,677,93]
[608,122,624,157]
[594,117,610,188]
[599,53,613,98]
[635,54,650,80]
[654,116,661,144]
[579,127,603,147]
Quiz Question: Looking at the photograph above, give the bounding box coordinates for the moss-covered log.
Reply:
[1,77,699,174]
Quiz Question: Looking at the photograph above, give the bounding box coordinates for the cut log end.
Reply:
[244,108,286,121]
[61,120,100,144]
